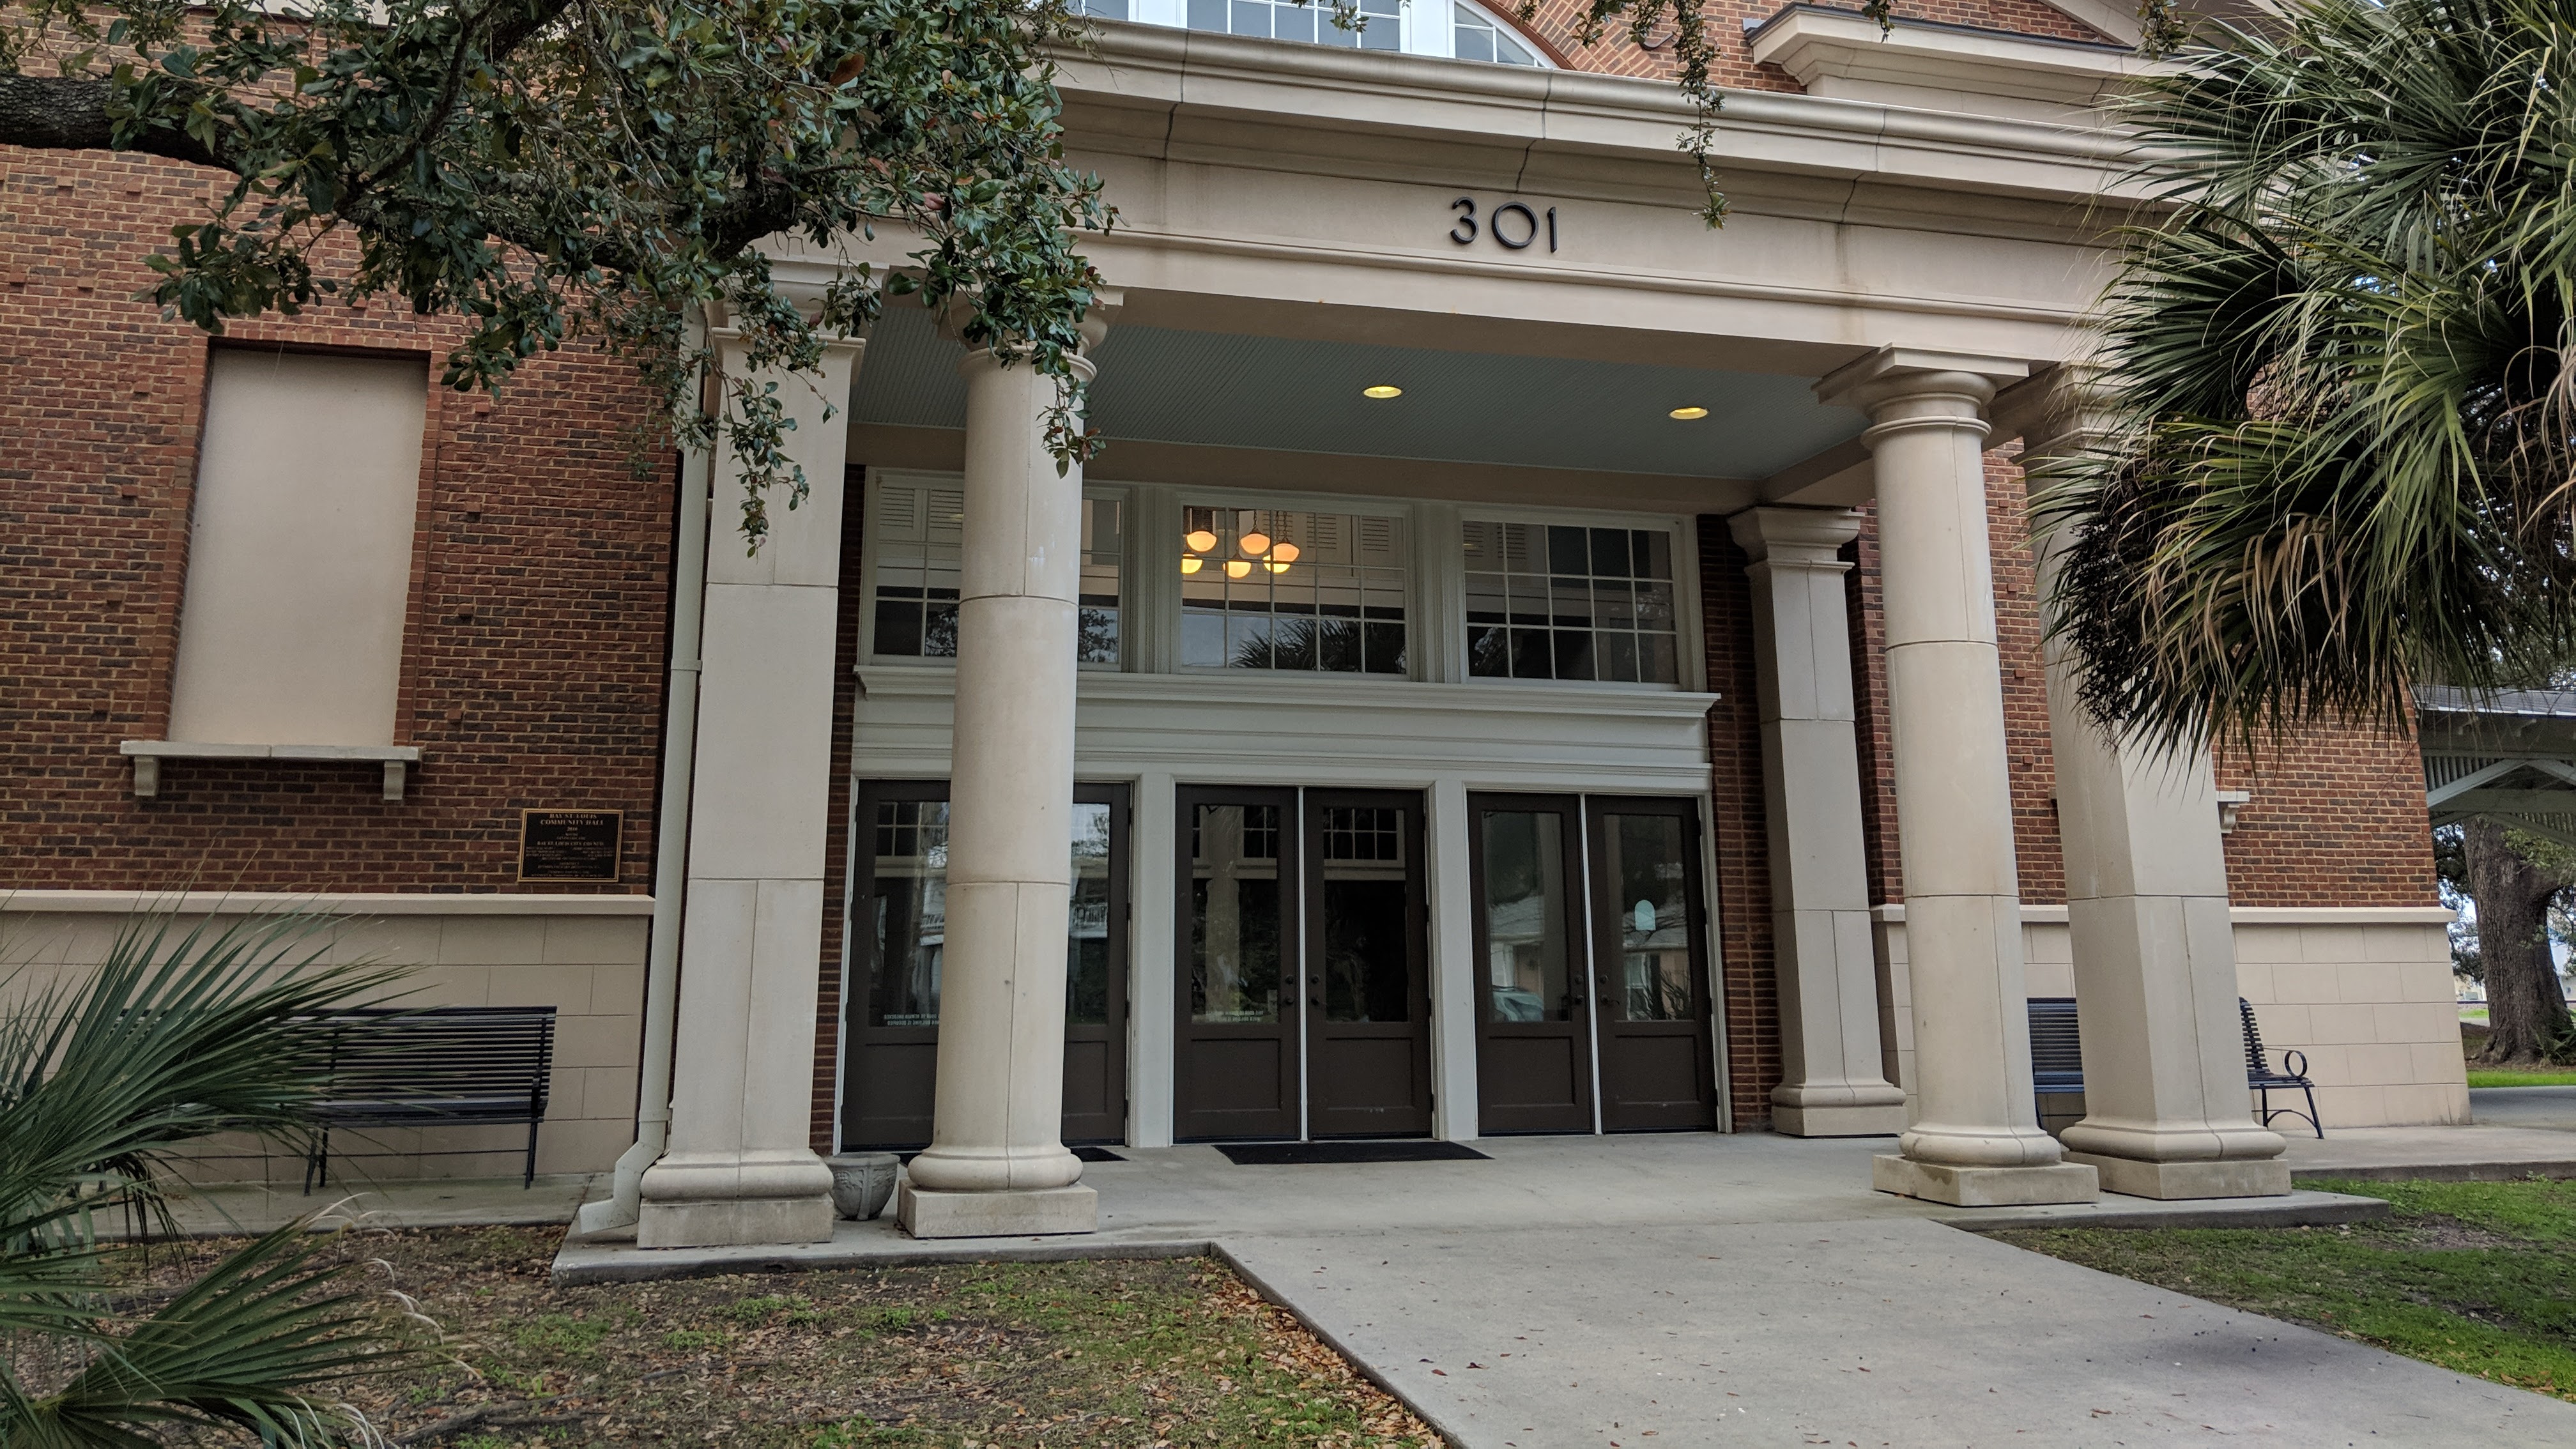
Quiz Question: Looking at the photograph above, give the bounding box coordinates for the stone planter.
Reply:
[825,1153,901,1221]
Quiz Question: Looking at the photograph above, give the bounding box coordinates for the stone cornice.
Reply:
[1056,20,2144,213]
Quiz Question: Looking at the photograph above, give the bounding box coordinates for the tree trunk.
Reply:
[2464,819,2573,1065]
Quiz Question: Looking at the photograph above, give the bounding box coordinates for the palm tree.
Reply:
[1,911,428,1445]
[2035,0,2576,749]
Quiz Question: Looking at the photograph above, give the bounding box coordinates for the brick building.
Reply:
[1,4,2456,1245]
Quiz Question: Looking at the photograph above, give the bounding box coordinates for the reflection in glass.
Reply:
[1180,507,1407,675]
[868,801,949,1027]
[1321,807,1410,1023]
[1067,802,1112,1024]
[870,795,1116,1027]
[1604,813,1694,1022]
[1190,805,1282,1023]
[1480,810,1572,1022]
[1078,497,1122,666]
[1464,520,1680,684]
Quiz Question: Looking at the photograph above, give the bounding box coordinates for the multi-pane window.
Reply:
[1452,2,1538,64]
[1179,506,1407,675]
[1187,0,1400,49]
[1464,520,1680,684]
[870,480,1121,666]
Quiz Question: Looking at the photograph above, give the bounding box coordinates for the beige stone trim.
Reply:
[1870,904,2455,926]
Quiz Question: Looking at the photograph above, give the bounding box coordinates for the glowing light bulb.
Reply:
[1184,529,1217,553]
[1181,556,1204,575]
[1266,560,1291,573]
[1239,531,1273,555]
[1224,558,1253,579]
[1270,542,1300,564]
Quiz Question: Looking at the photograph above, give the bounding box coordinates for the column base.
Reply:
[637,1194,836,1248]
[1773,1101,1908,1137]
[898,1181,1098,1239]
[1873,1153,2097,1207]
[2064,1151,2292,1200]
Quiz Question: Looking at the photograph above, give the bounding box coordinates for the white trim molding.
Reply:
[1747,6,2161,125]
[120,740,422,802]
[0,891,655,917]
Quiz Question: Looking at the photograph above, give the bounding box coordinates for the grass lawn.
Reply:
[1997,1177,2576,1402]
[101,1227,1436,1448]
[2468,1070,2576,1087]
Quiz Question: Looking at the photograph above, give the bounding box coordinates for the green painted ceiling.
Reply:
[850,302,1864,480]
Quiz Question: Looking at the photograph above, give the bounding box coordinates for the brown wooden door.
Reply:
[1061,785,1131,1143]
[1586,795,1717,1131]
[1468,793,1595,1134]
[1173,786,1302,1140]
[839,781,1130,1149]
[1303,790,1434,1138]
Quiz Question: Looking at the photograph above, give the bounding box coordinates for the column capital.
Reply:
[1993,363,2113,459]
[940,286,1123,356]
[1814,346,2030,431]
[1727,505,1862,569]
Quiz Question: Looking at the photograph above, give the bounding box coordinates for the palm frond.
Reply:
[2034,0,2576,745]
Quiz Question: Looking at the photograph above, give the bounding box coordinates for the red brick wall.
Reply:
[1,147,671,894]
[1698,516,1779,1132]
[1508,0,2109,91]
[1841,451,2437,912]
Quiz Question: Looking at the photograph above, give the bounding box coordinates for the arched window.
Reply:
[1083,1,1551,67]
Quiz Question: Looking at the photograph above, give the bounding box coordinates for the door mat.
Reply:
[1073,1146,1126,1162]
[1217,1140,1490,1165]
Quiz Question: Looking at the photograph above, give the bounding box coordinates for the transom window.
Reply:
[1179,506,1408,675]
[1463,520,1680,684]
[1186,0,1399,48]
[870,479,1122,666]
[1452,3,1537,64]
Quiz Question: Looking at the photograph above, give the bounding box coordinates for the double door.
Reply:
[1174,786,1434,1141]
[1469,793,1716,1133]
[838,779,1130,1149]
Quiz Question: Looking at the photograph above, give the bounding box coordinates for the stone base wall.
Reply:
[1873,905,2466,1130]
[1,893,650,1183]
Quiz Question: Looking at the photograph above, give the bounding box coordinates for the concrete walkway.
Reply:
[553,1133,2574,1448]
[2283,1119,2576,1182]
[2471,1084,2576,1132]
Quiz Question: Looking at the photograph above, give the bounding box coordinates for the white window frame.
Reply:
[1453,505,1706,693]
[859,468,1133,672]
[1163,485,1422,682]
[1120,0,1552,65]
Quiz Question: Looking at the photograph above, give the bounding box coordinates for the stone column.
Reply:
[897,327,1104,1239]
[2002,374,2290,1199]
[638,325,863,1248]
[1726,507,1906,1137]
[1816,348,2096,1207]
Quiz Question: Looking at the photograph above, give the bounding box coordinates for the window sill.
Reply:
[119,740,422,802]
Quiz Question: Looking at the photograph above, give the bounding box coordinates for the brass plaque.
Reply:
[518,809,623,883]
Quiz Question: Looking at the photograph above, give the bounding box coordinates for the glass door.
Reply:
[1173,786,1301,1140]
[1468,794,1595,1133]
[1304,792,1434,1138]
[1587,796,1717,1131]
[839,781,1131,1149]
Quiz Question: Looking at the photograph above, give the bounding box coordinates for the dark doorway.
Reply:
[1468,793,1595,1133]
[1587,795,1717,1131]
[1303,790,1434,1138]
[838,781,1131,1149]
[1173,785,1302,1141]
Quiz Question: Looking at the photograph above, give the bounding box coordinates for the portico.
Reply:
[620,22,2290,1245]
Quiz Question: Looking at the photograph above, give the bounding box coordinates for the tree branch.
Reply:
[0,73,227,169]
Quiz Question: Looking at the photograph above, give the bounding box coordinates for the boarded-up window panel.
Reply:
[167,351,429,746]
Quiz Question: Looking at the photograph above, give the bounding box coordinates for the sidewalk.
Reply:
[552,1133,2572,1449]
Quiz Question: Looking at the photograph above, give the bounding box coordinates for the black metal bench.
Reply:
[302,1006,558,1190]
[2022,996,2322,1138]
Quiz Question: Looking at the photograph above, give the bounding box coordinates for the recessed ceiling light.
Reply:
[1363,385,1404,399]
[1669,406,1709,420]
